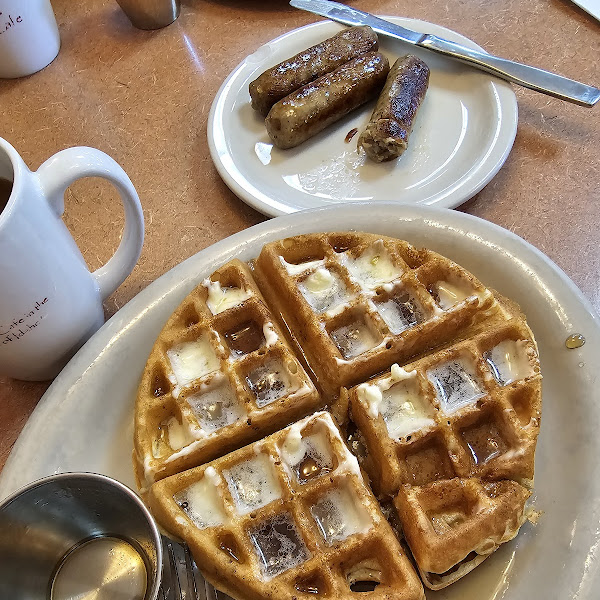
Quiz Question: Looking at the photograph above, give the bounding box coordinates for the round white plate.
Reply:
[1,205,598,599]
[208,19,518,217]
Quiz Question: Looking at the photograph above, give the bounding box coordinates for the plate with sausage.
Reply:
[208,18,518,217]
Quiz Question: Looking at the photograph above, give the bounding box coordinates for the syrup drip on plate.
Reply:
[345,128,358,143]
[565,334,585,349]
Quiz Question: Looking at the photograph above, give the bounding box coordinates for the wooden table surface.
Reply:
[0,0,598,473]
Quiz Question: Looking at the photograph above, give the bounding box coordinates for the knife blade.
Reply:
[289,0,600,107]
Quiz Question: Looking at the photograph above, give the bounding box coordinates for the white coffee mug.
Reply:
[0,0,60,79]
[0,138,144,380]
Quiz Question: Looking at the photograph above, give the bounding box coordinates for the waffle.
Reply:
[134,259,321,488]
[342,309,540,589]
[148,412,424,600]
[135,232,542,593]
[395,478,530,589]
[345,316,541,497]
[253,232,501,402]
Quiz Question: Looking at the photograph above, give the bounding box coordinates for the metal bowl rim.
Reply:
[0,471,163,600]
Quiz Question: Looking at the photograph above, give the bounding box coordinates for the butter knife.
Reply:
[290,0,600,107]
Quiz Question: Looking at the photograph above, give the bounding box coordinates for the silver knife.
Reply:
[289,0,600,107]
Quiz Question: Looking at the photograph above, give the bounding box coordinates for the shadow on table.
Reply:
[185,0,296,13]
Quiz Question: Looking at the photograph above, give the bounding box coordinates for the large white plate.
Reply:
[208,19,518,217]
[1,205,598,599]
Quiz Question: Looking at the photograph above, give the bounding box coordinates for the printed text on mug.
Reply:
[1,297,49,344]
[0,11,24,35]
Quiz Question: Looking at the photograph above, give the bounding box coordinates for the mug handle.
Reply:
[35,147,144,300]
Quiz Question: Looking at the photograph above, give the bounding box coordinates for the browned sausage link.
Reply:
[249,26,379,117]
[358,55,430,162]
[265,52,390,150]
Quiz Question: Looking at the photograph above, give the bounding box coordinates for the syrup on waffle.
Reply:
[395,478,530,589]
[134,259,321,488]
[148,412,425,600]
[253,233,501,401]
[135,232,542,593]
[346,317,541,497]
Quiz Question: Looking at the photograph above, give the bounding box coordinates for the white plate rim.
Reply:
[1,204,599,598]
[207,17,518,217]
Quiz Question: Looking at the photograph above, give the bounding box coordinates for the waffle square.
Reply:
[254,233,501,401]
[134,259,321,488]
[346,318,541,497]
[394,478,530,589]
[148,412,425,600]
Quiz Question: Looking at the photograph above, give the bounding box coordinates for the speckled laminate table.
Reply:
[0,0,598,472]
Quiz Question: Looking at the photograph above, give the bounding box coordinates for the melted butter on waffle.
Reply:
[148,412,423,599]
[430,279,473,309]
[484,339,535,385]
[136,232,542,596]
[167,335,220,393]
[341,240,403,289]
[357,365,437,440]
[134,258,321,488]
[279,256,326,276]
[254,233,500,399]
[174,468,227,529]
[204,279,252,315]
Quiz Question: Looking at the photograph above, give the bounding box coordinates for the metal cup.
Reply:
[0,472,162,600]
[116,0,181,30]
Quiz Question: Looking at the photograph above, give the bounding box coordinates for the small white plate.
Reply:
[208,18,518,217]
[1,205,599,598]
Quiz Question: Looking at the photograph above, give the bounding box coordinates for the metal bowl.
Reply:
[0,472,162,600]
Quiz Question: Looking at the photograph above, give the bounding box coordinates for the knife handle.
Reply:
[420,35,600,107]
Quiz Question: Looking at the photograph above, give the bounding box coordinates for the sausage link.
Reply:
[249,26,378,117]
[265,52,390,150]
[358,55,430,162]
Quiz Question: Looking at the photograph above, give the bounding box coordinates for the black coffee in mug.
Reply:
[0,178,12,215]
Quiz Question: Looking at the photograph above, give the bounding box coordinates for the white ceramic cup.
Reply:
[0,138,144,381]
[0,0,61,79]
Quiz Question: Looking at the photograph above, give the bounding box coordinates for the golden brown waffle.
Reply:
[148,412,425,600]
[394,478,530,589]
[135,232,542,593]
[134,259,321,488]
[253,232,501,401]
[345,316,541,497]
